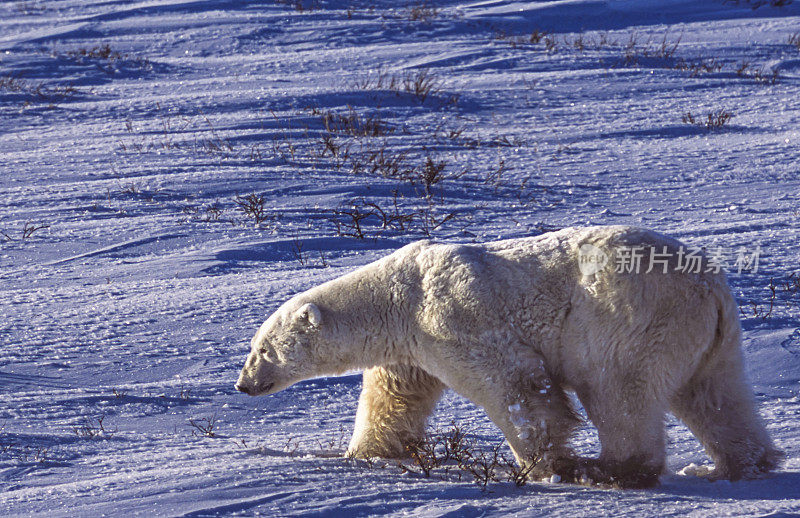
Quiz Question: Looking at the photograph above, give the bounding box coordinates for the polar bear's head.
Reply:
[235,299,324,396]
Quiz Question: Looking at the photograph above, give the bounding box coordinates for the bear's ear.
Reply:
[295,303,322,329]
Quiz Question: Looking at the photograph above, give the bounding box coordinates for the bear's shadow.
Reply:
[653,471,800,501]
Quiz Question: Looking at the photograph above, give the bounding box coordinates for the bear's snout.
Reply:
[234,380,274,396]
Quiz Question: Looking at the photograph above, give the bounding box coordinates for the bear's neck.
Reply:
[309,259,421,371]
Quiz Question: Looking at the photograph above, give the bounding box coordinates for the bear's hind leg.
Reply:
[669,352,782,480]
[501,374,581,480]
[577,380,667,489]
[346,364,444,459]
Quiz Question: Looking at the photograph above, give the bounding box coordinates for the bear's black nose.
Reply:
[235,383,251,394]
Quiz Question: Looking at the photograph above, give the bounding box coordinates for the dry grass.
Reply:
[188,415,217,438]
[621,32,681,65]
[529,29,548,45]
[330,195,457,239]
[682,109,733,130]
[318,106,393,137]
[790,32,800,51]
[736,61,780,84]
[0,442,53,464]
[14,1,45,14]
[233,193,271,225]
[291,235,327,267]
[673,58,723,76]
[494,29,556,52]
[0,75,79,101]
[73,416,115,439]
[2,222,50,241]
[330,201,374,239]
[393,423,544,490]
[494,28,691,66]
[743,273,800,320]
[275,0,320,12]
[259,107,468,231]
[62,44,151,69]
[406,1,440,22]
[351,69,443,103]
[740,278,776,320]
[739,0,793,7]
[782,272,800,295]
[402,69,441,102]
[361,144,409,177]
[117,110,238,159]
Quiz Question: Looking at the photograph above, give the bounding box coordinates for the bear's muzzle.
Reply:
[234,381,274,396]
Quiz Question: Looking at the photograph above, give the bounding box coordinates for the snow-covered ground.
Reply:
[1,0,799,515]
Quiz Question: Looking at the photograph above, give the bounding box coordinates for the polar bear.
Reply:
[235,225,781,488]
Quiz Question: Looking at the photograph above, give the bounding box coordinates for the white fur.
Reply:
[236,225,782,487]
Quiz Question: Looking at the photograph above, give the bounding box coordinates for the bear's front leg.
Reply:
[346,364,444,459]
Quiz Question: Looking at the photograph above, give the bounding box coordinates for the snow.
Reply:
[1,0,799,515]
